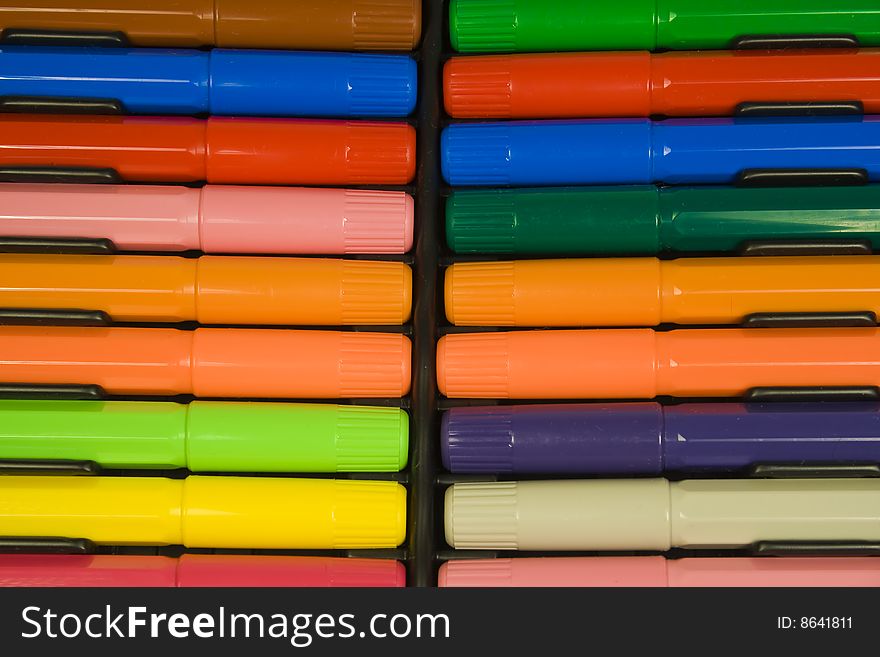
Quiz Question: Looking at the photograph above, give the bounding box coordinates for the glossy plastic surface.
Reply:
[0,399,409,472]
[444,49,880,118]
[0,115,416,185]
[449,0,880,52]
[0,183,413,254]
[437,327,880,399]
[0,46,416,117]
[0,326,412,398]
[0,554,406,587]
[0,1,421,50]
[445,185,880,255]
[445,255,880,326]
[0,475,407,549]
[441,117,880,186]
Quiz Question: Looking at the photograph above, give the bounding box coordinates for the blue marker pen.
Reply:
[441,117,880,186]
[0,46,417,118]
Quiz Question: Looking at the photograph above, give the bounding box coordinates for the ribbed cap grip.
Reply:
[445,190,517,253]
[333,480,407,548]
[437,333,509,398]
[444,56,512,117]
[450,0,517,52]
[340,260,412,324]
[445,261,515,326]
[438,559,515,587]
[441,408,514,472]
[343,189,414,254]
[348,54,417,116]
[335,406,409,471]
[328,558,407,587]
[346,122,416,184]
[339,332,412,397]
[445,482,519,549]
[352,0,423,50]
[441,123,512,185]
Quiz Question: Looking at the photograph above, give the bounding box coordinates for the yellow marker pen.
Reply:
[0,476,406,549]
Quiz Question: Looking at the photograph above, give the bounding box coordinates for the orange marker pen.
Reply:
[437,328,880,399]
[0,326,411,398]
[445,256,880,327]
[0,115,416,185]
[444,49,880,118]
[0,254,411,325]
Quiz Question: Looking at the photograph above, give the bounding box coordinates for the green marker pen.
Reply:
[0,400,408,473]
[446,185,880,256]
[450,0,880,52]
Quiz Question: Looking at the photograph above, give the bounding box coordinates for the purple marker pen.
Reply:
[441,402,880,474]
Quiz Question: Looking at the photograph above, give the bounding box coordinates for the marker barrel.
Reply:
[440,118,880,186]
[446,185,880,256]
[449,0,880,52]
[0,326,412,398]
[438,557,880,588]
[0,1,421,51]
[445,256,880,327]
[0,555,406,588]
[437,328,880,399]
[0,46,417,117]
[0,183,413,254]
[0,475,406,549]
[441,402,880,474]
[0,115,416,185]
[444,50,880,118]
[0,399,409,472]
[0,254,412,325]
[444,478,880,550]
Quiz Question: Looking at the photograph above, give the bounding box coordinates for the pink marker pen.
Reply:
[0,183,413,254]
[439,557,880,587]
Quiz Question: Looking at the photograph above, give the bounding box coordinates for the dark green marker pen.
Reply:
[446,185,880,256]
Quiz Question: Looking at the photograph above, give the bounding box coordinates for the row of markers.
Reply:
[0,2,422,587]
[438,0,880,587]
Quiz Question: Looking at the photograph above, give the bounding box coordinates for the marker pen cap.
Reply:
[449,0,656,52]
[186,402,409,472]
[0,555,406,588]
[0,1,422,51]
[0,400,408,472]
[207,50,416,117]
[446,186,661,255]
[199,186,414,254]
[0,476,407,549]
[191,329,412,398]
[0,183,413,254]
[437,330,657,399]
[445,479,671,550]
[176,555,407,588]
[444,52,652,118]
[445,257,662,326]
[438,557,669,587]
[441,119,651,186]
[206,118,416,185]
[0,326,412,398]
[441,403,662,474]
[182,477,407,549]
[438,556,880,587]
[0,399,188,469]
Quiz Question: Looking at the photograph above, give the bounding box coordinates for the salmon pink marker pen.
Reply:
[0,183,413,254]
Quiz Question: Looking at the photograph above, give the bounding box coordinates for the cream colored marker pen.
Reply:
[444,479,880,551]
